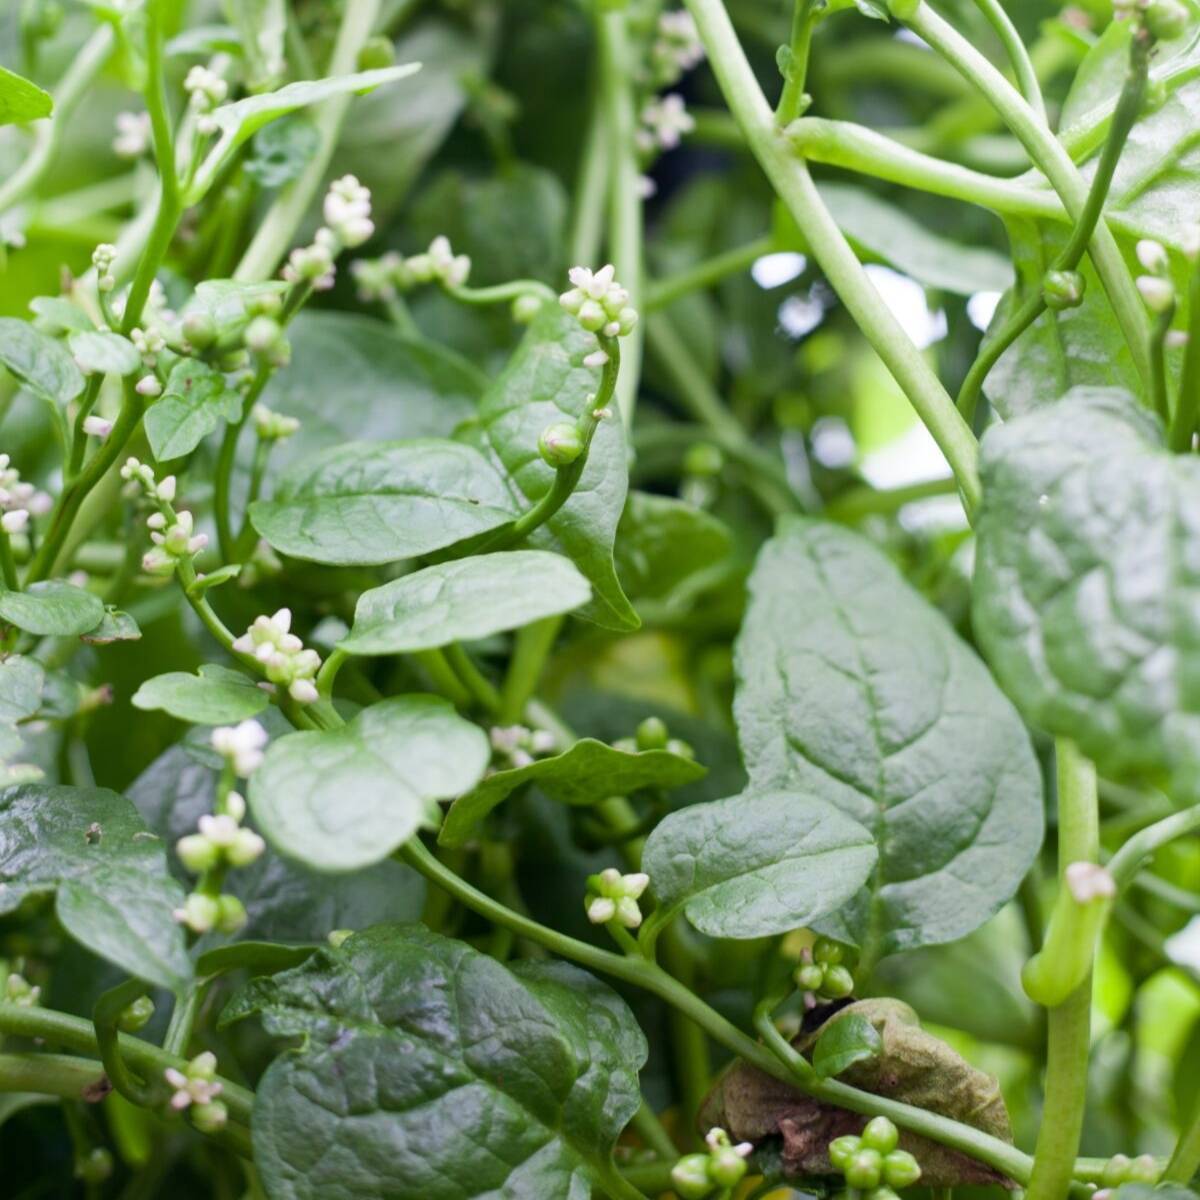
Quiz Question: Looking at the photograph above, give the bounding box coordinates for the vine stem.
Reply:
[1107,806,1200,890]
[1024,741,1098,1200]
[233,0,383,283]
[970,0,1045,122]
[0,1051,105,1099]
[1169,258,1200,450]
[570,88,610,267]
[682,0,982,515]
[776,0,820,126]
[902,1,1151,388]
[1165,1104,1200,1184]
[645,236,774,312]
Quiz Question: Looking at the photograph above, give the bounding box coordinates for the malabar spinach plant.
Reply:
[0,0,1199,1197]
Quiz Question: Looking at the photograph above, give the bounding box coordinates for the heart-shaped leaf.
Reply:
[68,330,142,377]
[341,550,591,656]
[0,784,190,992]
[249,440,519,565]
[0,581,104,637]
[224,924,647,1200]
[0,318,84,405]
[642,790,877,939]
[735,519,1043,957]
[249,695,489,870]
[145,358,242,461]
[440,739,707,848]
[133,664,269,725]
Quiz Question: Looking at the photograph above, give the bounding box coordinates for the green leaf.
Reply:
[0,581,104,638]
[226,925,647,1199]
[248,439,519,566]
[0,318,84,405]
[0,65,52,125]
[132,664,269,725]
[250,696,488,871]
[440,739,707,848]
[67,330,141,378]
[196,940,317,977]
[29,297,94,335]
[469,305,637,631]
[972,387,1200,796]
[208,65,421,149]
[0,655,44,725]
[0,784,190,992]
[641,790,877,939]
[222,0,285,89]
[734,519,1044,956]
[165,24,243,57]
[778,187,1013,295]
[180,279,289,345]
[341,551,591,656]
[244,114,319,188]
[145,358,241,461]
[811,1011,883,1080]
[614,491,732,602]
[80,607,142,645]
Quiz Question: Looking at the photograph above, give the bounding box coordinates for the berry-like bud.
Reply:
[1127,1154,1160,1184]
[191,1100,229,1133]
[118,995,155,1032]
[357,35,396,70]
[683,442,724,477]
[1146,0,1190,40]
[829,1135,862,1170]
[1102,1154,1132,1188]
[1043,269,1085,311]
[845,1148,883,1190]
[882,1149,921,1188]
[670,1153,712,1199]
[821,964,855,999]
[215,894,248,934]
[795,963,825,991]
[709,1145,749,1187]
[666,737,694,759]
[512,294,543,324]
[862,1117,899,1154]
[813,936,844,965]
[538,422,584,468]
[176,833,220,874]
[244,316,283,354]
[636,716,669,751]
[174,892,220,933]
[1137,274,1175,313]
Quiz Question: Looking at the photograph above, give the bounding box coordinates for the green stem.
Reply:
[1107,807,1200,890]
[316,646,349,701]
[0,529,18,592]
[645,236,774,312]
[68,377,105,481]
[233,0,383,282]
[1150,304,1175,424]
[826,476,958,520]
[93,980,159,1108]
[500,616,563,725]
[1024,741,1098,1200]
[0,1052,105,1098]
[414,648,473,708]
[971,0,1045,122]
[776,0,819,126]
[1169,260,1200,450]
[683,0,982,514]
[1165,1104,1200,1184]
[444,281,556,307]
[570,88,610,267]
[0,26,116,217]
[630,1099,678,1160]
[214,363,271,562]
[162,984,202,1059]
[444,644,501,715]
[903,1,1150,388]
[597,8,644,431]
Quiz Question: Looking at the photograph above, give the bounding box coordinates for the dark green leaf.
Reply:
[0,784,190,992]
[735,519,1043,955]
[132,664,269,725]
[614,491,732,601]
[811,1011,883,1079]
[196,941,316,978]
[0,655,43,724]
[441,739,707,848]
[0,581,104,637]
[67,331,141,377]
[227,925,647,1199]
[642,790,876,938]
[0,65,52,125]
[249,439,519,565]
[469,305,637,630]
[250,696,489,870]
[341,551,591,656]
[0,318,84,405]
[145,358,241,461]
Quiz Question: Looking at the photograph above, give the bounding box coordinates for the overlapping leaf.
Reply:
[145,359,241,461]
[133,664,268,725]
[0,581,104,637]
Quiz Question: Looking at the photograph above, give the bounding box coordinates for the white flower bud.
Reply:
[1,510,28,534]
[586,896,616,924]
[226,790,246,822]
[1137,274,1175,312]
[176,833,220,874]
[583,349,609,369]
[174,892,220,933]
[1065,861,1116,903]
[1136,238,1170,275]
[83,415,113,439]
[136,374,162,397]
[212,719,268,777]
[226,827,266,867]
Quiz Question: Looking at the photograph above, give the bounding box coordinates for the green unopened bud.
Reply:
[538,421,584,468]
[215,894,247,934]
[670,1153,712,1199]
[861,1117,898,1154]
[176,833,220,874]
[512,294,544,324]
[328,929,353,948]
[75,1147,113,1184]
[1146,0,1190,41]
[813,936,844,965]
[795,963,825,991]
[247,291,283,318]
[1144,77,1169,113]
[883,1149,921,1188]
[636,716,669,751]
[865,1188,902,1200]
[821,964,855,999]
[1102,1154,1132,1188]
[245,316,283,354]
[683,442,724,477]
[1126,1154,1160,1184]
[709,1145,748,1187]
[1043,269,1085,311]
[191,1100,228,1133]
[665,737,694,759]
[117,995,155,1033]
[845,1147,883,1190]
[182,311,217,351]
[217,348,249,372]
[357,35,396,70]
[828,1135,862,1170]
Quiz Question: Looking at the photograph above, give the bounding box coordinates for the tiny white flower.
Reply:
[1,510,28,534]
[583,349,609,369]
[586,896,616,924]
[198,813,240,848]
[156,475,176,502]
[1136,238,1169,275]
[83,415,113,439]
[289,678,319,704]
[639,94,695,152]
[136,374,162,397]
[212,720,268,777]
[113,110,152,158]
[1137,274,1175,313]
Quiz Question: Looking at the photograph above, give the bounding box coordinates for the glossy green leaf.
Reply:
[132,664,268,725]
[440,739,707,848]
[0,655,44,725]
[249,440,518,565]
[0,581,104,637]
[341,551,591,656]
[812,1011,883,1080]
[80,607,142,645]
[468,305,637,631]
[29,297,94,335]
[145,358,241,461]
[0,784,190,992]
[226,924,647,1199]
[0,318,84,405]
[641,790,877,939]
[0,65,52,125]
[735,519,1043,955]
[67,330,141,377]
[973,387,1200,796]
[614,491,732,601]
[250,696,489,871]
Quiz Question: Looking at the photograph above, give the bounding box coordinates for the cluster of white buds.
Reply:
[131,325,165,367]
[559,265,639,367]
[5,970,39,1008]
[0,455,49,536]
[212,719,268,777]
[177,790,265,874]
[585,867,650,928]
[174,889,248,935]
[406,235,472,289]
[648,9,705,88]
[92,243,117,293]
[636,94,695,154]
[112,110,152,158]
[164,1052,227,1131]
[350,251,409,302]
[142,510,208,576]
[252,403,300,442]
[489,724,558,770]
[1135,238,1174,313]
[670,1128,754,1199]
[232,609,322,703]
[324,174,375,248]
[121,456,175,502]
[185,65,228,134]
[283,228,339,291]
